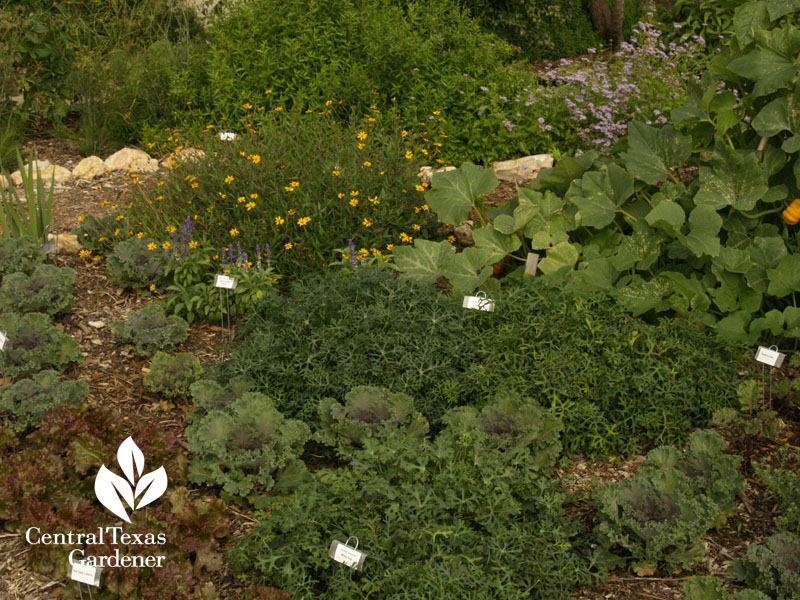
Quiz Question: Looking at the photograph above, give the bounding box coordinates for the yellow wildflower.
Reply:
[189,240,199,248]
[149,283,156,292]
[99,200,108,207]
[147,242,157,250]
[363,161,372,167]
[405,151,413,159]
[368,196,379,205]
[401,130,408,137]
[162,241,171,250]
[274,106,283,111]
[288,208,297,215]
[237,196,246,203]
[77,215,85,222]
[332,170,340,177]
[337,192,345,199]
[242,103,252,109]
[399,232,413,243]
[275,216,285,225]
[412,224,421,231]
[350,198,359,207]
[363,218,373,227]
[116,215,124,221]
[246,202,256,211]
[448,235,456,243]
[285,242,293,250]
[357,143,365,150]
[386,244,394,251]
[422,204,429,210]
[350,190,359,197]
[224,175,234,184]
[230,228,239,237]
[356,131,367,140]
[114,229,120,236]
[250,193,258,199]
[297,216,311,227]
[415,184,425,192]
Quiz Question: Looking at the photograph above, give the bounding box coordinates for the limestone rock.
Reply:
[48,233,82,254]
[72,156,106,180]
[11,162,71,185]
[417,165,456,184]
[10,160,52,186]
[49,165,73,184]
[104,147,159,173]
[454,220,474,247]
[492,154,554,184]
[160,147,206,169]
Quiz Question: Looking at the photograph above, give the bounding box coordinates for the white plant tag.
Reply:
[219,131,236,141]
[0,330,6,351]
[524,252,539,276]
[214,274,238,290]
[329,539,367,571]
[462,291,495,312]
[67,560,102,587]
[755,346,786,368]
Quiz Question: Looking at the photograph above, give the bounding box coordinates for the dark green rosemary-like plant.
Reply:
[0,370,88,432]
[143,351,203,399]
[186,392,311,501]
[0,312,81,376]
[110,302,189,356]
[0,264,76,316]
[315,386,428,457]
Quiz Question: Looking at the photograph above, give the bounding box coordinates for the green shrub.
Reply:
[0,264,76,316]
[107,236,170,290]
[186,393,311,500]
[443,390,562,471]
[215,268,741,455]
[73,213,131,255]
[756,455,800,535]
[316,386,428,457]
[0,235,44,279]
[229,428,592,599]
[0,312,81,376]
[128,111,438,278]
[679,576,770,600]
[110,302,189,356]
[0,370,88,432]
[143,351,203,399]
[731,532,800,600]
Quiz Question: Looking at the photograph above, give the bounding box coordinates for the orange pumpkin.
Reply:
[782,199,800,225]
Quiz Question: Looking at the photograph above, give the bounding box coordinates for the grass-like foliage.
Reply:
[128,111,438,277]
[443,391,562,472]
[315,386,428,457]
[0,312,81,376]
[110,302,189,356]
[594,431,744,575]
[216,268,741,456]
[0,235,44,279]
[756,453,800,536]
[73,213,131,255]
[730,532,800,600]
[229,428,592,599]
[0,370,88,432]
[186,392,310,501]
[107,236,170,290]
[0,264,76,316]
[143,351,203,399]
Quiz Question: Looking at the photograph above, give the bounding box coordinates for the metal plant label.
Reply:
[214,274,238,290]
[329,539,367,570]
[755,346,785,368]
[67,560,102,587]
[462,292,495,312]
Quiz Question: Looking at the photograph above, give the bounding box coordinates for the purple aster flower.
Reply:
[346,238,357,271]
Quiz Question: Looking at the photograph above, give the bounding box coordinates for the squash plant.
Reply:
[393,0,800,344]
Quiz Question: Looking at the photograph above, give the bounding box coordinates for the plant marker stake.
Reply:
[462,290,495,312]
[524,252,539,277]
[755,345,785,410]
[0,329,6,380]
[329,536,367,571]
[67,559,101,599]
[214,275,237,342]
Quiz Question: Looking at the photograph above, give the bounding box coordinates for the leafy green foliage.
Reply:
[110,302,189,356]
[397,1,800,344]
[188,376,253,419]
[73,213,132,255]
[186,392,310,500]
[713,379,783,439]
[107,236,170,290]
[756,453,800,535]
[0,150,53,245]
[0,312,81,376]
[143,351,203,399]
[0,370,87,432]
[443,391,562,471]
[216,269,741,456]
[730,532,800,600]
[229,429,592,599]
[679,576,770,600]
[0,264,76,316]
[316,386,428,457]
[0,235,44,279]
[0,405,228,598]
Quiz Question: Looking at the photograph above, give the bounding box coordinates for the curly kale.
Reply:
[0,370,88,431]
[0,264,76,316]
[107,237,169,289]
[0,235,45,279]
[143,351,203,399]
[0,312,81,376]
[110,302,189,356]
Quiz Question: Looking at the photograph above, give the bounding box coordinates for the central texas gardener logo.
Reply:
[95,437,168,523]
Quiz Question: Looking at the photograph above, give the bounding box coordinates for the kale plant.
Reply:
[0,264,76,316]
[187,392,310,500]
[0,235,44,279]
[110,302,189,356]
[189,376,253,419]
[646,430,744,526]
[443,390,562,472]
[594,467,718,575]
[107,236,169,290]
[0,370,88,432]
[0,312,81,376]
[229,429,592,600]
[731,532,800,600]
[756,454,800,535]
[315,386,428,457]
[143,352,203,399]
[679,576,769,600]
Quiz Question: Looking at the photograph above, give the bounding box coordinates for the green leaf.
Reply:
[752,96,792,137]
[684,205,723,257]
[645,200,685,236]
[531,151,598,196]
[441,247,494,293]
[728,29,800,97]
[734,1,771,46]
[621,121,692,185]
[570,258,618,292]
[766,253,800,296]
[693,144,768,211]
[427,162,498,225]
[614,275,672,315]
[472,227,522,262]
[766,0,800,21]
[566,163,634,228]
[513,202,539,231]
[493,214,516,234]
[392,239,454,285]
[715,311,755,342]
[610,221,665,271]
[782,134,800,153]
[712,247,753,274]
[538,241,580,275]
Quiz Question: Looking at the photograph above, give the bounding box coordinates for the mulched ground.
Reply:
[1,138,798,600]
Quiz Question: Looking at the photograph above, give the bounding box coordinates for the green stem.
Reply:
[619,209,638,222]
[737,206,785,219]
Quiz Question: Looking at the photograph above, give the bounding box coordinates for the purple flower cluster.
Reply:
[346,238,357,271]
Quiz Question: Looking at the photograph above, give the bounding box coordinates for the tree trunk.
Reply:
[610,0,624,51]
[587,0,611,42]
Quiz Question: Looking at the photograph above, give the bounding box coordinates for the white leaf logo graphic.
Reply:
[94,437,168,522]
